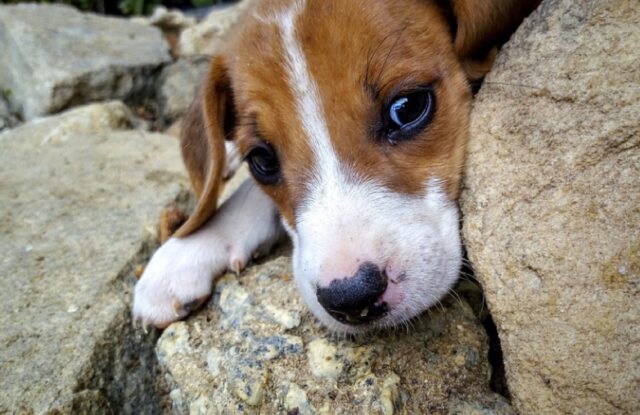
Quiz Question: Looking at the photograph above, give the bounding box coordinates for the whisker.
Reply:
[447,287,464,308]
[375,26,408,88]
[364,30,399,94]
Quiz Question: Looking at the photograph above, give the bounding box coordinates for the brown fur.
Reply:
[159,205,188,243]
[175,56,233,237]
[176,0,540,236]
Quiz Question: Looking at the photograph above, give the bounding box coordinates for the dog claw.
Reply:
[142,322,149,334]
[172,300,182,318]
[232,259,243,275]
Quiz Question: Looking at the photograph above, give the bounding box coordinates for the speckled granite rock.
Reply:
[157,256,513,414]
[461,0,640,413]
[158,57,210,122]
[0,3,171,120]
[178,0,253,56]
[0,102,189,413]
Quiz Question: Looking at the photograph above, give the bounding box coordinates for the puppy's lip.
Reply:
[380,275,405,309]
[328,300,389,325]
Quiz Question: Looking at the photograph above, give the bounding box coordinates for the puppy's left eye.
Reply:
[384,87,435,142]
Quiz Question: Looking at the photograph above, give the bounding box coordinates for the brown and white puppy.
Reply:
[133,0,540,333]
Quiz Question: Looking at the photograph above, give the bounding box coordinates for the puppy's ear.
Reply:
[174,56,235,238]
[447,0,541,80]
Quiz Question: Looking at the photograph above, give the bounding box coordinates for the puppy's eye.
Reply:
[246,142,281,185]
[385,87,435,142]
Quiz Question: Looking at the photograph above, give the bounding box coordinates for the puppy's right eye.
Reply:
[246,142,281,185]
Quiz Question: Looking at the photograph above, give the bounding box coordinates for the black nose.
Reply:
[316,262,389,325]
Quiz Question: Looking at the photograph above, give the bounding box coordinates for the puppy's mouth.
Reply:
[326,300,390,325]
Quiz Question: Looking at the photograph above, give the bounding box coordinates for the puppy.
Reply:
[133,0,539,333]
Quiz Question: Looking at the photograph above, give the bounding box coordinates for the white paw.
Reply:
[132,180,283,329]
[132,237,225,329]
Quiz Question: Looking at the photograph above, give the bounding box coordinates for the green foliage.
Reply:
[118,0,160,15]
[0,0,234,15]
[191,0,219,7]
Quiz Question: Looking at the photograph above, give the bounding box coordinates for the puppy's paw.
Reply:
[132,237,223,329]
[133,180,283,330]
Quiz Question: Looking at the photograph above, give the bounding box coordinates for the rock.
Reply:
[307,339,343,380]
[0,91,18,131]
[284,382,316,415]
[131,6,197,57]
[35,100,148,145]
[178,0,253,57]
[158,57,210,122]
[0,4,171,120]
[0,102,190,413]
[131,6,196,32]
[461,0,640,413]
[157,256,513,414]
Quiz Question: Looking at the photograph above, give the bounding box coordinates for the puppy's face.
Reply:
[223,0,467,332]
[187,0,537,332]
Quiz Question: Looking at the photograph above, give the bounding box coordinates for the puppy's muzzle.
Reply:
[316,262,389,325]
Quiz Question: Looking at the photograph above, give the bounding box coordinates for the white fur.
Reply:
[133,180,283,328]
[223,140,243,180]
[273,4,462,333]
[277,0,340,178]
[293,179,462,333]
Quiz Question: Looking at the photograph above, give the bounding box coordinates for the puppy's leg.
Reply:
[133,179,283,329]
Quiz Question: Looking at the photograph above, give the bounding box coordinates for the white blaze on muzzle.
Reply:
[270,0,462,332]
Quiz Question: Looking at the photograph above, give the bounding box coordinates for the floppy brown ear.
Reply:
[448,0,541,80]
[174,56,235,238]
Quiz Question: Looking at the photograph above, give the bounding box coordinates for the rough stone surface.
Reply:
[0,102,190,413]
[157,256,513,414]
[0,91,18,131]
[158,57,211,122]
[461,1,640,413]
[131,6,196,32]
[0,4,171,120]
[178,0,253,56]
[131,6,197,57]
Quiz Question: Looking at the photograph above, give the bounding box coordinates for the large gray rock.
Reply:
[461,0,640,413]
[0,91,18,131]
[0,4,171,120]
[0,101,190,413]
[177,0,253,57]
[158,57,210,122]
[157,255,513,414]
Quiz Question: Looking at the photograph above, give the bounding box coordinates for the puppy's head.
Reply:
[177,0,538,332]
